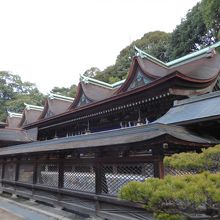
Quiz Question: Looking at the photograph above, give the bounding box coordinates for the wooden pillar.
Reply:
[31,157,38,200]
[58,154,64,189]
[1,159,5,180]
[0,159,5,192]
[15,157,20,182]
[95,153,102,195]
[153,156,164,178]
[95,153,108,195]
[152,146,164,179]
[33,157,38,184]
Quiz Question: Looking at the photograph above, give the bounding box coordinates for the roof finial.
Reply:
[80,74,89,84]
[134,45,147,58]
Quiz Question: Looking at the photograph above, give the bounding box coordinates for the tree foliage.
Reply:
[120,172,220,220]
[2,0,220,122]
[90,0,220,83]
[94,31,171,83]
[201,0,220,40]
[168,0,220,60]
[83,67,101,78]
[50,84,77,98]
[119,145,220,219]
[164,145,220,172]
[0,71,44,121]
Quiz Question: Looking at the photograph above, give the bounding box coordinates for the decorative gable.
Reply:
[76,92,92,108]
[127,68,152,91]
[213,76,220,91]
[45,109,54,118]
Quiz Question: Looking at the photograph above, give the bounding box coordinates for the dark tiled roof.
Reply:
[155,91,220,125]
[0,128,35,147]
[0,124,217,156]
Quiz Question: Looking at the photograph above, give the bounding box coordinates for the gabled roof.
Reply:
[39,93,74,119]
[155,90,220,125]
[80,74,125,89]
[19,103,43,127]
[74,42,220,106]
[0,127,35,147]
[134,41,220,68]
[6,111,22,128]
[69,76,125,110]
[23,41,220,129]
[24,71,219,130]
[117,42,220,93]
[68,82,93,109]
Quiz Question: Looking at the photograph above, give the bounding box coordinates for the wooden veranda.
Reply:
[0,124,217,220]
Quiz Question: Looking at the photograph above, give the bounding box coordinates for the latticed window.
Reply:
[101,163,154,196]
[37,162,58,187]
[63,163,95,193]
[18,162,34,183]
[4,162,16,181]
[165,167,198,176]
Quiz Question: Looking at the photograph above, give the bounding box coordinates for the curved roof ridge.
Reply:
[80,74,125,89]
[135,41,220,68]
[166,41,220,67]
[134,46,167,67]
[48,93,74,102]
[24,103,44,111]
[7,111,22,118]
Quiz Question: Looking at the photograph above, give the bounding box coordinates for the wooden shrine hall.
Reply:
[0,42,220,220]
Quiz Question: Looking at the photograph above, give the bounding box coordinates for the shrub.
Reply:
[164,145,220,172]
[119,172,220,219]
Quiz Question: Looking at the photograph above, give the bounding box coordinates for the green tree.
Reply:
[120,145,220,220]
[83,67,100,78]
[87,0,220,83]
[168,0,220,60]
[94,31,170,83]
[120,172,220,220]
[201,0,220,41]
[0,71,44,121]
[164,145,220,172]
[50,84,77,98]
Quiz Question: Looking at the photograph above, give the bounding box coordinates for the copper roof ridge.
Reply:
[23,71,211,129]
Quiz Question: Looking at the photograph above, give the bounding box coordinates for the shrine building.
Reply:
[0,42,220,220]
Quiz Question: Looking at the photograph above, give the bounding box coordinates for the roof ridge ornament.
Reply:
[134,45,168,67]
[48,93,74,101]
[80,73,125,89]
[24,103,44,111]
[134,41,220,68]
[80,74,89,84]
[7,111,22,118]
[134,45,148,59]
